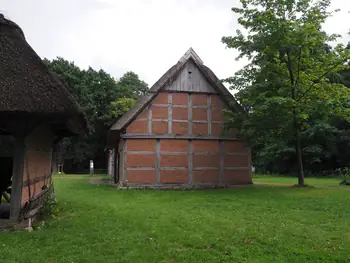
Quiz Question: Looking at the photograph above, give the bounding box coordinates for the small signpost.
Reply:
[90,160,94,176]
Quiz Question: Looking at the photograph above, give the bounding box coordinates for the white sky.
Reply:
[1,0,349,87]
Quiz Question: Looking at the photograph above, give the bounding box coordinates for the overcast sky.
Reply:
[1,0,349,87]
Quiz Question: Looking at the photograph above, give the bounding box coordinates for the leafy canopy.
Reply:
[45,58,147,169]
[222,0,350,176]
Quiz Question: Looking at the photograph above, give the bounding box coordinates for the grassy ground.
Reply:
[1,174,350,263]
[253,175,345,187]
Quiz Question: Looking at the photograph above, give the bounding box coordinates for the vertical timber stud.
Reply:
[156,139,161,184]
[168,93,172,134]
[207,94,212,136]
[219,140,224,185]
[188,140,193,185]
[10,136,25,220]
[188,93,192,135]
[122,139,127,185]
[248,147,253,183]
[148,106,152,134]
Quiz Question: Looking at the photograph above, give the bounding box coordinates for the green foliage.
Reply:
[41,190,59,219]
[100,97,136,127]
[222,0,350,177]
[44,58,148,168]
[117,71,149,99]
[110,98,136,117]
[336,167,350,185]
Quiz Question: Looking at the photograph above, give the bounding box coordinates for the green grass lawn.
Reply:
[253,175,346,187]
[1,174,350,263]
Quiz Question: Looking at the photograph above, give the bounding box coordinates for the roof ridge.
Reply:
[0,14,25,38]
[179,47,204,65]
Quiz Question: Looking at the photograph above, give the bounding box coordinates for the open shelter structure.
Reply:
[0,14,88,226]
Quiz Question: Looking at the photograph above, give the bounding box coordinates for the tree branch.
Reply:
[295,47,302,89]
[297,58,348,102]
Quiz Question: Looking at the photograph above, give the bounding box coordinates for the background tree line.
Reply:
[44,58,147,173]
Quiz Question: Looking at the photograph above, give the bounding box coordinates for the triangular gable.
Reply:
[164,59,218,93]
[110,48,244,133]
[179,47,204,65]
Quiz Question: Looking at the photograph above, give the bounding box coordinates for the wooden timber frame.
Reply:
[0,15,89,227]
[9,136,25,220]
[108,48,252,188]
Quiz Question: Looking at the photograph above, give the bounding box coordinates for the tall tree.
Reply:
[117,71,149,99]
[222,0,350,185]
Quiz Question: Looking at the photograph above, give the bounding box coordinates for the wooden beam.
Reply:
[122,139,127,184]
[168,93,172,134]
[22,173,51,187]
[207,94,212,136]
[225,167,250,170]
[248,147,253,182]
[148,106,152,134]
[160,167,187,171]
[193,167,219,171]
[219,140,224,185]
[156,139,160,184]
[10,136,25,220]
[188,140,193,185]
[126,151,156,155]
[126,167,155,171]
[121,134,238,140]
[188,94,193,135]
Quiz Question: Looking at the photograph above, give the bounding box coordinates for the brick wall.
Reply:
[120,138,252,186]
[21,125,54,206]
[126,92,236,137]
[124,139,157,184]
[120,91,250,187]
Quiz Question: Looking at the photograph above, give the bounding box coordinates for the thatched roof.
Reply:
[110,47,243,133]
[0,14,88,135]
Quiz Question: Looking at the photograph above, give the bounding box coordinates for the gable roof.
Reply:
[0,14,89,135]
[110,47,243,133]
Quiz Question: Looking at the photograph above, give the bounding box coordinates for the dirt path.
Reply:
[89,177,113,185]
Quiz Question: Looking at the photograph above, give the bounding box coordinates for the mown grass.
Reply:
[253,175,346,187]
[1,174,350,262]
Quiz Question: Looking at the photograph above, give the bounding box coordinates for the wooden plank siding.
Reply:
[165,60,218,93]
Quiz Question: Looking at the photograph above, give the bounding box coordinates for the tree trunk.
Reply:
[293,111,305,186]
[286,50,305,186]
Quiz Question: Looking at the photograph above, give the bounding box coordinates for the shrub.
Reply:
[336,167,350,185]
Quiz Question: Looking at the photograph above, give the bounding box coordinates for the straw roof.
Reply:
[0,14,88,135]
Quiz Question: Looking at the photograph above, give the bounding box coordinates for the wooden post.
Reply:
[188,93,192,135]
[156,139,160,184]
[168,93,172,134]
[219,140,224,185]
[58,164,63,174]
[207,94,212,136]
[10,136,25,220]
[188,140,193,185]
[89,160,94,176]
